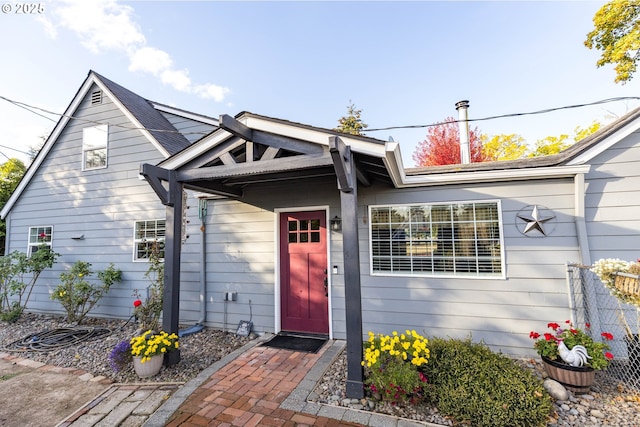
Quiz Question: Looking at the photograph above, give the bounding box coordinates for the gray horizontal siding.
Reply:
[585,129,640,262]
[356,178,578,356]
[5,85,200,322]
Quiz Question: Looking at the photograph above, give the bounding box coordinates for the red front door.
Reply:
[280,211,329,335]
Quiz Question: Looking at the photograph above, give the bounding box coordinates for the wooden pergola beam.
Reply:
[329,135,364,399]
[177,153,333,182]
[140,164,171,206]
[219,114,253,141]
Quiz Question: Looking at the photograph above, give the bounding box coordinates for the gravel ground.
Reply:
[0,313,251,384]
[3,314,640,426]
[309,350,640,427]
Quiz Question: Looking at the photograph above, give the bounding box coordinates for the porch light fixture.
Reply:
[330,216,342,232]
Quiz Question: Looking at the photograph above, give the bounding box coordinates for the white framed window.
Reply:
[370,201,504,277]
[134,220,165,261]
[82,124,108,170]
[28,226,53,256]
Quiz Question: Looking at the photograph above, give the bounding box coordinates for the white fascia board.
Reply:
[159,129,233,169]
[151,103,220,126]
[396,164,591,188]
[243,115,387,158]
[566,114,640,165]
[382,142,406,187]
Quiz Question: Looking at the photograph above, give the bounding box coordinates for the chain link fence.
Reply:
[567,264,640,392]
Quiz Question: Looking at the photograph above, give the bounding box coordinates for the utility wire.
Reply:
[0,95,210,137]
[2,93,640,136]
[0,144,31,155]
[365,97,640,132]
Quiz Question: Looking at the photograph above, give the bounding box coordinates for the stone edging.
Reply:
[0,352,113,385]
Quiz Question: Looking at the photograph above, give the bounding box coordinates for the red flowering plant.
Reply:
[530,320,614,370]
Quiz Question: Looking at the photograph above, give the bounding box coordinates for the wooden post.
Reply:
[341,185,364,398]
[329,136,364,398]
[163,171,182,366]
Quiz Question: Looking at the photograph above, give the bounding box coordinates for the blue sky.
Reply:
[1,0,639,167]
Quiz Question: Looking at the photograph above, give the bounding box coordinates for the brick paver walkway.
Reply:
[166,344,364,427]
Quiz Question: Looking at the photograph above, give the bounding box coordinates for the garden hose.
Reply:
[1,327,111,352]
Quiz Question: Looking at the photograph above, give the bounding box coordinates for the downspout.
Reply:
[572,172,602,337]
[178,198,208,337]
[198,198,207,325]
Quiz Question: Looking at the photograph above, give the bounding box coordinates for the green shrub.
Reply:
[421,337,553,427]
[51,261,122,324]
[0,245,58,322]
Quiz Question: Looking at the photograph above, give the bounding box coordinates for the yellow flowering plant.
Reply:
[130,330,179,363]
[362,330,430,403]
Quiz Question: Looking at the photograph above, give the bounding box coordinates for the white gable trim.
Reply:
[159,129,234,170]
[566,114,640,165]
[152,103,220,126]
[243,115,387,158]
[1,72,169,219]
[395,164,590,188]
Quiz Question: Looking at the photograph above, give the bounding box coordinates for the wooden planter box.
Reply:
[614,272,640,298]
[542,356,595,394]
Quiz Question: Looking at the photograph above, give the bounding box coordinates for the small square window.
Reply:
[134,220,165,261]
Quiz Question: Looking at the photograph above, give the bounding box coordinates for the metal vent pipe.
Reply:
[455,100,470,164]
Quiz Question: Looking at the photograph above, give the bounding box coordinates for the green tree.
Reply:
[585,0,640,83]
[481,134,529,161]
[0,159,26,254]
[334,102,368,135]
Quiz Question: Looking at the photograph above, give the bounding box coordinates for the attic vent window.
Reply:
[91,90,102,105]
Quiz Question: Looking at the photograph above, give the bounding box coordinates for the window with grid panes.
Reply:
[134,220,165,261]
[28,226,52,256]
[370,202,503,277]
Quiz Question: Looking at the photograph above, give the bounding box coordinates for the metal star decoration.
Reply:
[517,205,555,236]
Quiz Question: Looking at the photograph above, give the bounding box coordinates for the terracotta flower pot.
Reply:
[541,356,595,394]
[133,354,164,378]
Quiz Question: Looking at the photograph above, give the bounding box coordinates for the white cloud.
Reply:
[42,0,230,102]
[161,69,192,93]
[193,84,232,103]
[36,15,57,39]
[53,0,145,54]
[129,47,173,75]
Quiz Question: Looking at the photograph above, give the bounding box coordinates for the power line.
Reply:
[0,144,31,156]
[365,97,640,132]
[2,93,640,138]
[0,95,210,137]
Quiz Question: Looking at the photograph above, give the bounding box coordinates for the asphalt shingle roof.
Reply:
[92,71,191,155]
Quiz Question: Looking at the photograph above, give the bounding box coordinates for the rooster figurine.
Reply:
[557,340,591,367]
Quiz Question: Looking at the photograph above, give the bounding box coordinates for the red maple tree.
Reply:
[412,117,487,167]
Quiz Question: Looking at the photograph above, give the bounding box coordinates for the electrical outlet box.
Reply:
[225,291,237,301]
